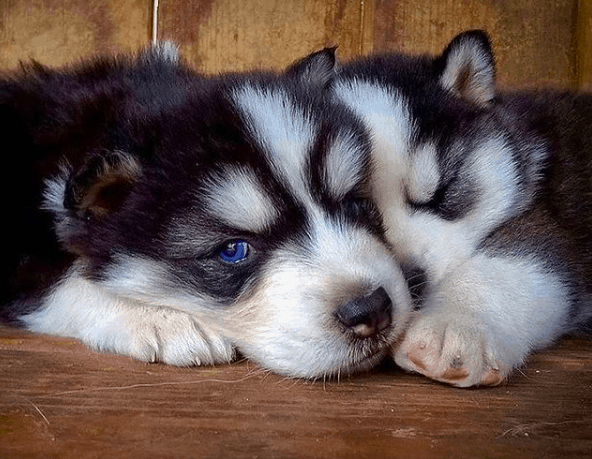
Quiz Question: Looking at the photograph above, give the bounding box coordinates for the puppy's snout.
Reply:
[335,287,392,339]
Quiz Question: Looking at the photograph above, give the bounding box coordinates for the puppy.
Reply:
[331,30,592,386]
[0,44,413,379]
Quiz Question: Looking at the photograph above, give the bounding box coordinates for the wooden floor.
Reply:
[1,325,591,458]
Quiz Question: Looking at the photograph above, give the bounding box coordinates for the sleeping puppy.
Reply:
[0,44,413,379]
[331,30,592,386]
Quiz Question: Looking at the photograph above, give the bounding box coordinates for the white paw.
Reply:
[89,307,235,366]
[23,270,236,367]
[392,254,571,387]
[393,313,511,387]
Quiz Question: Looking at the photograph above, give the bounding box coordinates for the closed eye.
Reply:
[407,182,447,210]
[407,180,470,221]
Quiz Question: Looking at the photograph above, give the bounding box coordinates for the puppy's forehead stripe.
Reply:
[205,167,279,233]
[232,85,316,199]
[333,79,413,163]
[407,142,441,204]
[325,131,366,200]
[333,79,414,215]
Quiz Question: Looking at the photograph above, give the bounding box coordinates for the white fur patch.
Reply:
[324,131,366,200]
[333,79,414,214]
[41,167,78,244]
[465,136,522,227]
[149,41,179,62]
[333,80,413,175]
[22,263,234,366]
[205,167,279,233]
[232,85,315,198]
[407,142,440,204]
[41,167,69,215]
[465,254,570,352]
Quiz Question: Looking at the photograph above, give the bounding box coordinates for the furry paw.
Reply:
[90,307,235,366]
[393,314,511,387]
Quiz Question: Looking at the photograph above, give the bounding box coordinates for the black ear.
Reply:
[437,30,496,107]
[286,47,337,89]
[64,150,142,218]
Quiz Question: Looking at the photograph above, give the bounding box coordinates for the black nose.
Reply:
[335,287,392,339]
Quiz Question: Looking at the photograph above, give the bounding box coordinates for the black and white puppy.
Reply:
[332,30,592,386]
[0,44,413,378]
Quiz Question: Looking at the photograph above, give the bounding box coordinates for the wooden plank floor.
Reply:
[1,325,591,458]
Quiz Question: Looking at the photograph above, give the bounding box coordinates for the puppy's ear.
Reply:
[436,30,496,107]
[286,47,337,89]
[64,150,142,219]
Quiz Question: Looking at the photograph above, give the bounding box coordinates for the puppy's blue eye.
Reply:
[219,240,250,264]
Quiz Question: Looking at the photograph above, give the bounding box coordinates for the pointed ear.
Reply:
[286,47,337,89]
[437,30,496,107]
[64,150,142,218]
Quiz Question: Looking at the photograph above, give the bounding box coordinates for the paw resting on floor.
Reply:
[85,307,236,367]
[392,313,512,387]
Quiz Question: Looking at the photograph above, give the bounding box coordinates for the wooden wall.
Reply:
[0,0,591,89]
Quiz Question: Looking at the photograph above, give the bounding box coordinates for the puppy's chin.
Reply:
[229,299,407,379]
[237,340,391,380]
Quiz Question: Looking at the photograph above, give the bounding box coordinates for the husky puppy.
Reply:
[332,30,592,386]
[0,44,414,379]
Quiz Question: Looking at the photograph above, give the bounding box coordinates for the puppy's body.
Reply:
[332,31,592,386]
[0,45,413,378]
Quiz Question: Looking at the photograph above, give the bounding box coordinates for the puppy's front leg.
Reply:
[393,254,571,387]
[21,271,235,366]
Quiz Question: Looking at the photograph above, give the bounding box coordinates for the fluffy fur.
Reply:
[331,30,592,386]
[0,43,412,379]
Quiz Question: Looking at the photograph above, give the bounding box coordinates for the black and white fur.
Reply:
[0,44,413,379]
[3,33,590,388]
[331,30,592,386]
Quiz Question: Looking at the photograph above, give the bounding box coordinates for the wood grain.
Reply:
[1,0,589,88]
[371,0,578,88]
[576,0,592,90]
[1,325,591,458]
[158,0,370,72]
[0,0,150,68]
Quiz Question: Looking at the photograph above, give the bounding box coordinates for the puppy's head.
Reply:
[43,48,412,378]
[333,31,544,283]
